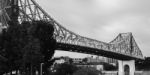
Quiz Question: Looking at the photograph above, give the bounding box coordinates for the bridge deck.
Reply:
[56,43,139,60]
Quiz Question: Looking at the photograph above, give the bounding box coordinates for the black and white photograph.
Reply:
[0,0,150,75]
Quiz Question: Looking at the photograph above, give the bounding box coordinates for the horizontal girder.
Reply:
[0,0,144,60]
[56,43,141,60]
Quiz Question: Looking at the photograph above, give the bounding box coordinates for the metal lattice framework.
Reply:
[0,0,144,60]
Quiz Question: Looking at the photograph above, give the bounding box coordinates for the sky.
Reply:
[35,0,150,58]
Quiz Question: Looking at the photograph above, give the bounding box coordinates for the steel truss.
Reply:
[0,0,144,60]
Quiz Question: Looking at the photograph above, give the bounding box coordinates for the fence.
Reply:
[102,71,118,75]
[102,71,143,75]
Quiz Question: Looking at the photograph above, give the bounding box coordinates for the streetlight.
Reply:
[40,63,44,75]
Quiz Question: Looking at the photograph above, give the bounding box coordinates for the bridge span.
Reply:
[0,0,144,60]
[0,0,145,75]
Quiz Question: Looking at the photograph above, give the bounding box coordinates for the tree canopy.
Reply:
[0,20,56,75]
[49,62,78,75]
[73,67,100,75]
[135,57,150,70]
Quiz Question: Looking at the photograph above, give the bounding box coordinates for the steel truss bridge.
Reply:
[0,0,144,60]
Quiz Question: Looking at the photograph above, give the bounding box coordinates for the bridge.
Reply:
[0,0,144,75]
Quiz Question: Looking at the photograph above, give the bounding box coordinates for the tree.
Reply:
[50,63,78,75]
[0,20,56,75]
[103,62,118,71]
[135,57,150,70]
[73,67,100,75]
[82,58,88,63]
[31,21,56,75]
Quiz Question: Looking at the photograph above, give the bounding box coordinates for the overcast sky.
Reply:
[35,0,150,58]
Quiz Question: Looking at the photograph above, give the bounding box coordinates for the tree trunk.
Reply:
[16,70,18,75]
[10,71,12,75]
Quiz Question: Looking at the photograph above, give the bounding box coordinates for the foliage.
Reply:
[50,63,78,75]
[135,57,150,70]
[0,20,56,74]
[103,62,118,71]
[73,67,100,75]
[82,58,88,63]
[69,58,73,64]
[0,61,9,74]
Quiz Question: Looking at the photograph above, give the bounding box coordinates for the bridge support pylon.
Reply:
[118,60,135,75]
